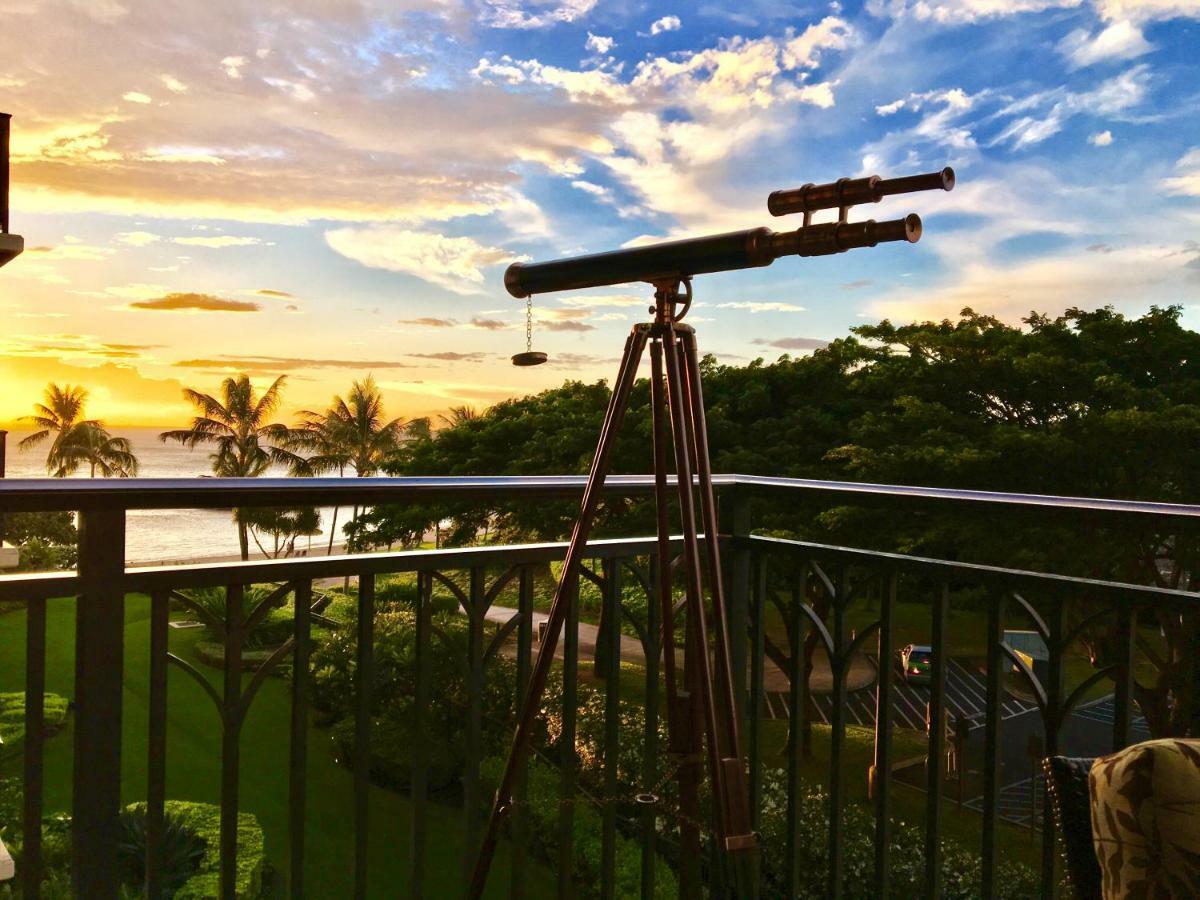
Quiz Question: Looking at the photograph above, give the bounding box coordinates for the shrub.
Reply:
[755,768,1038,898]
[0,779,74,899]
[0,782,267,900]
[116,808,207,897]
[480,754,678,899]
[124,801,266,899]
[179,585,295,650]
[0,693,70,761]
[309,605,518,789]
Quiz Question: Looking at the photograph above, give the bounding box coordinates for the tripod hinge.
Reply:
[721,832,758,852]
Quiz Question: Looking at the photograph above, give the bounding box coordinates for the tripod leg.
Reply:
[660,324,731,842]
[678,327,756,893]
[678,327,743,747]
[469,325,649,899]
[651,337,703,897]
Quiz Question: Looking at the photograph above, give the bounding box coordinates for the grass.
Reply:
[0,594,553,898]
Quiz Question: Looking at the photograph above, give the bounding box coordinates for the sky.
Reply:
[0,0,1198,426]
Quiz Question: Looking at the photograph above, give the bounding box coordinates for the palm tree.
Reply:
[288,412,352,555]
[160,374,305,560]
[75,425,139,478]
[19,383,139,477]
[439,405,479,428]
[291,376,405,554]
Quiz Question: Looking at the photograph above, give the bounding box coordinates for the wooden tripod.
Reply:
[469,279,754,898]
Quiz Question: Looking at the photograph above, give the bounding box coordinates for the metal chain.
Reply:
[526,295,533,353]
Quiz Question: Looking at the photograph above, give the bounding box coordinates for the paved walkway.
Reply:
[483,604,875,695]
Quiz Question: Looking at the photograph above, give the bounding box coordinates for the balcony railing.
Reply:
[1,474,1197,898]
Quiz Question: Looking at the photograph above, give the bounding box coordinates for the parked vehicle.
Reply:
[898,644,933,684]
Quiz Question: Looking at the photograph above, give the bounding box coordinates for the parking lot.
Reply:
[763,656,1040,730]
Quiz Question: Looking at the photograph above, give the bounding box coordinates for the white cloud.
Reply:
[220,56,246,79]
[866,0,1080,24]
[104,282,171,299]
[990,64,1150,149]
[585,32,615,54]
[557,293,647,308]
[1058,21,1152,68]
[866,242,1199,323]
[472,55,632,104]
[1162,148,1200,197]
[159,74,188,93]
[263,77,316,102]
[648,15,681,35]
[172,235,263,248]
[1089,129,1114,146]
[869,0,1200,25]
[325,226,524,294]
[122,91,151,104]
[1092,0,1200,24]
[116,230,162,246]
[480,0,599,29]
[714,301,807,312]
[876,98,906,115]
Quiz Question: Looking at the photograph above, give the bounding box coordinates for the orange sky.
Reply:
[3,0,1199,428]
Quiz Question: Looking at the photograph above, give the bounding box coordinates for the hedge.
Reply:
[0,785,266,900]
[124,801,266,899]
[0,693,69,761]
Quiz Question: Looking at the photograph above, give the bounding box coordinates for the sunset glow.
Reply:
[2,0,1198,425]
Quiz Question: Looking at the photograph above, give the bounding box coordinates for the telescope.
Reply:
[768,166,954,217]
[472,165,956,899]
[505,166,953,297]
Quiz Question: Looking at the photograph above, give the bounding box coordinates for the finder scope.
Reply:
[767,166,954,218]
[505,215,920,298]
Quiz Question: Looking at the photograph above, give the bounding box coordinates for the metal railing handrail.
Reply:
[1,472,1198,524]
[743,533,1200,605]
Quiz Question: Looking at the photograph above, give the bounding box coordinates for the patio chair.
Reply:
[1043,755,1101,900]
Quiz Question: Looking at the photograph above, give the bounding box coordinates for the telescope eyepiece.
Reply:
[768,166,954,217]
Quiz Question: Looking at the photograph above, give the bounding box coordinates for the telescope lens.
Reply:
[903,212,922,242]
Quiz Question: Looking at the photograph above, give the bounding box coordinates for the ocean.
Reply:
[2,427,343,563]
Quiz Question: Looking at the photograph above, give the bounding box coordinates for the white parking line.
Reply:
[949,659,988,707]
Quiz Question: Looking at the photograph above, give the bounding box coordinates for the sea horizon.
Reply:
[2,427,346,563]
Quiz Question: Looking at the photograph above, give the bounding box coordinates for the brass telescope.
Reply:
[768,165,954,217]
[472,165,955,899]
[505,214,920,297]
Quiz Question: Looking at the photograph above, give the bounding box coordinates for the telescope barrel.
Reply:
[767,166,953,217]
[504,214,921,297]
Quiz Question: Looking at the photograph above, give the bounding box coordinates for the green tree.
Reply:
[374,306,1200,735]
[290,376,406,553]
[160,374,305,560]
[1,511,79,572]
[19,383,139,478]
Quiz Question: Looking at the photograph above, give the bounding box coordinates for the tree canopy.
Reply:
[363,305,1200,734]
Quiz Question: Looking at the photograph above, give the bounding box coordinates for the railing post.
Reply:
[1041,596,1066,895]
[873,573,896,898]
[925,582,949,899]
[981,592,1007,900]
[72,507,126,898]
[728,488,752,712]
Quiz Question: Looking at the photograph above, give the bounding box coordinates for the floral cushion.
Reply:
[1089,738,1200,899]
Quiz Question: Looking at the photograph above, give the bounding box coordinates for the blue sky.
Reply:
[1,0,1198,424]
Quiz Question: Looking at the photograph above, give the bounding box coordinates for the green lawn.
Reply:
[0,596,552,898]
